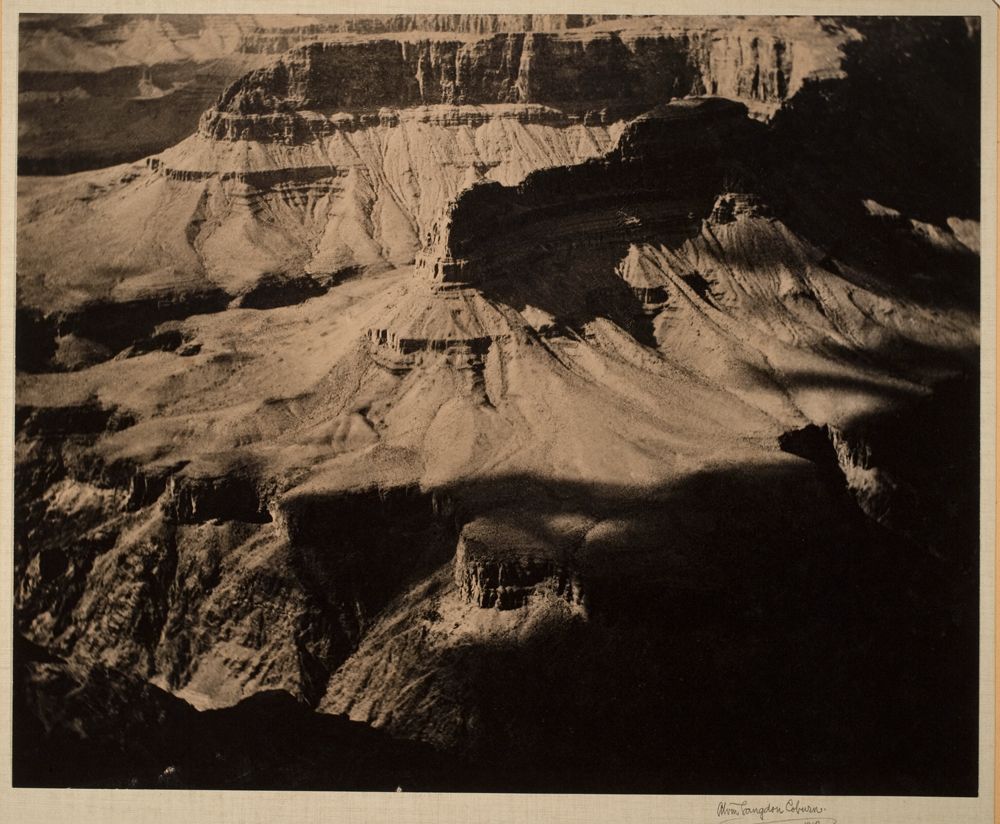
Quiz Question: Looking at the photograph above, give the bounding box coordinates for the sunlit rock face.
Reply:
[14,14,982,795]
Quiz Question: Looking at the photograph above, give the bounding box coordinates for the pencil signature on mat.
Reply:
[716,798,836,824]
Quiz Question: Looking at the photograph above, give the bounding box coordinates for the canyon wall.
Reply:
[14,15,982,794]
[204,19,849,140]
[20,14,844,171]
[18,14,629,173]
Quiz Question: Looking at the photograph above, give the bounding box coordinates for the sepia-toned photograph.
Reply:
[7,7,990,808]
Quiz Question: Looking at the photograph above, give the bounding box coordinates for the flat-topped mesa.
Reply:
[363,278,518,382]
[417,97,755,289]
[365,178,522,370]
[453,515,587,610]
[199,20,850,142]
[613,96,754,161]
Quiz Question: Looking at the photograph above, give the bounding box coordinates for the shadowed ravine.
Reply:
[14,374,979,793]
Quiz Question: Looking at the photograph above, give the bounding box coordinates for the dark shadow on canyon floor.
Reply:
[13,368,980,794]
[426,374,978,795]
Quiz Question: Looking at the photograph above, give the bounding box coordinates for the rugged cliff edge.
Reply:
[18,14,630,173]
[202,16,850,140]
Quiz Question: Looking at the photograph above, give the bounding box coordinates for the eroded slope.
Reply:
[14,15,982,793]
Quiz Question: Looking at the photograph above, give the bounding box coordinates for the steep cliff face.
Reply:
[204,17,850,135]
[18,14,633,173]
[423,98,753,276]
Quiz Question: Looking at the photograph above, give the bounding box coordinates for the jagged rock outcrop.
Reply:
[779,422,899,523]
[710,191,771,223]
[14,410,461,709]
[165,472,273,524]
[14,636,481,790]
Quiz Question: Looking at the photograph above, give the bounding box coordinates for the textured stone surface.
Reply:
[14,14,982,794]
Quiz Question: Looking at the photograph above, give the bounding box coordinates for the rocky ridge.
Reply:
[202,16,851,140]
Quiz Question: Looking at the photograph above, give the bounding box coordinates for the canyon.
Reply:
[13,14,982,794]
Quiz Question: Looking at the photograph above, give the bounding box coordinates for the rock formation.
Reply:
[202,16,848,135]
[17,14,630,173]
[13,14,982,795]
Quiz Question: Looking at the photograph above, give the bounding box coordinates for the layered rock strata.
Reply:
[14,15,982,794]
[203,16,852,140]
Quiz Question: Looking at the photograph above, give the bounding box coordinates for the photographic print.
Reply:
[7,6,992,812]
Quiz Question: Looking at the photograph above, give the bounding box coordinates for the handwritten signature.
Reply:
[716,799,835,824]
